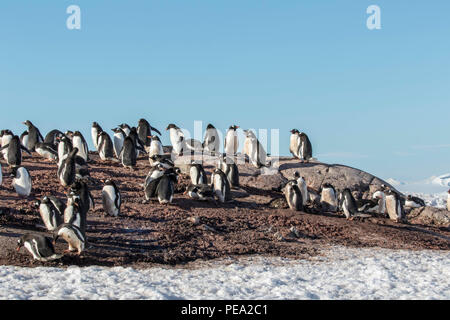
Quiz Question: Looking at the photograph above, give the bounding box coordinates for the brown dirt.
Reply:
[0,153,449,269]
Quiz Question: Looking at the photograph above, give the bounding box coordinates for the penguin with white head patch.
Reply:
[57,148,78,187]
[72,131,89,162]
[224,125,239,156]
[22,120,44,151]
[12,167,32,197]
[17,234,62,262]
[53,223,86,255]
[338,189,358,219]
[97,131,115,161]
[102,180,121,217]
[203,124,220,155]
[320,183,338,212]
[111,127,126,159]
[211,168,232,203]
[37,196,64,231]
[148,135,164,165]
[189,163,208,185]
[385,189,404,222]
[166,124,185,156]
[91,122,104,151]
[0,135,32,168]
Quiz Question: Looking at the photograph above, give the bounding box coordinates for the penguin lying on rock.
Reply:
[17,234,63,262]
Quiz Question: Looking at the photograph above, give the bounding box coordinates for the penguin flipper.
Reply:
[21,145,32,156]
[0,144,9,151]
[151,126,162,136]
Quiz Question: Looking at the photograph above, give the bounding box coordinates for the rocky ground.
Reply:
[0,153,449,269]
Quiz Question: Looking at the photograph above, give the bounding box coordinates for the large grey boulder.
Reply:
[408,207,450,227]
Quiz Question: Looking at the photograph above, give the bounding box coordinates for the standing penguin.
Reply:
[189,163,208,185]
[72,131,89,162]
[12,167,32,197]
[53,223,86,255]
[166,124,185,156]
[211,168,232,203]
[97,131,115,161]
[44,129,64,149]
[148,135,164,165]
[128,127,147,157]
[218,155,239,189]
[111,127,126,159]
[138,118,162,150]
[119,136,137,170]
[37,196,64,231]
[144,165,165,201]
[385,190,404,222]
[320,183,338,212]
[283,180,303,211]
[203,124,220,155]
[447,190,450,212]
[102,180,121,217]
[57,135,73,166]
[64,197,84,233]
[289,129,301,159]
[22,120,44,151]
[57,148,78,187]
[339,189,358,219]
[299,132,313,162]
[1,130,14,160]
[35,142,58,161]
[20,131,29,151]
[17,234,62,262]
[68,180,94,218]
[0,135,32,168]
[156,170,178,204]
[293,171,308,206]
[243,130,269,169]
[118,123,131,136]
[91,122,104,151]
[224,125,239,156]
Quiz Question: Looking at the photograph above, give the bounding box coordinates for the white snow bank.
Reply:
[406,192,447,209]
[0,247,449,300]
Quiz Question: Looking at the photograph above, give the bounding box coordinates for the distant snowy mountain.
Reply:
[430,174,450,187]
[385,173,449,194]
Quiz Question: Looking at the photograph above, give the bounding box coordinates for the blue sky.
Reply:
[0,1,449,182]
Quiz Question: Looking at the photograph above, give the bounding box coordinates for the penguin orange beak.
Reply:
[16,246,21,252]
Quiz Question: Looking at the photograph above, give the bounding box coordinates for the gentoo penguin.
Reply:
[12,167,32,197]
[144,165,165,201]
[20,131,29,151]
[57,135,73,166]
[218,155,239,189]
[293,171,308,206]
[117,123,131,136]
[224,125,239,156]
[22,120,44,151]
[156,170,178,204]
[203,124,220,155]
[138,118,161,149]
[35,142,58,161]
[339,189,358,219]
[370,190,387,215]
[44,129,64,149]
[320,183,338,212]
[72,131,89,162]
[298,132,313,162]
[97,131,115,161]
[111,127,126,159]
[148,135,164,165]
[243,130,269,169]
[17,234,62,262]
[119,136,137,170]
[1,130,13,160]
[447,190,450,212]
[185,184,215,201]
[57,148,78,187]
[102,180,121,217]
[64,130,74,140]
[283,180,303,211]
[64,197,85,236]
[189,163,208,185]
[53,223,85,255]
[289,129,301,159]
[405,195,426,208]
[128,127,147,157]
[91,122,104,151]
[211,168,232,203]
[385,190,404,222]
[37,196,63,231]
[0,135,32,167]
[166,124,185,156]
[68,180,94,218]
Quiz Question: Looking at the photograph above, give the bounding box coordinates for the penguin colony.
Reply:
[0,121,436,262]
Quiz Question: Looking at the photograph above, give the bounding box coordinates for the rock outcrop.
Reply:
[408,207,450,227]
